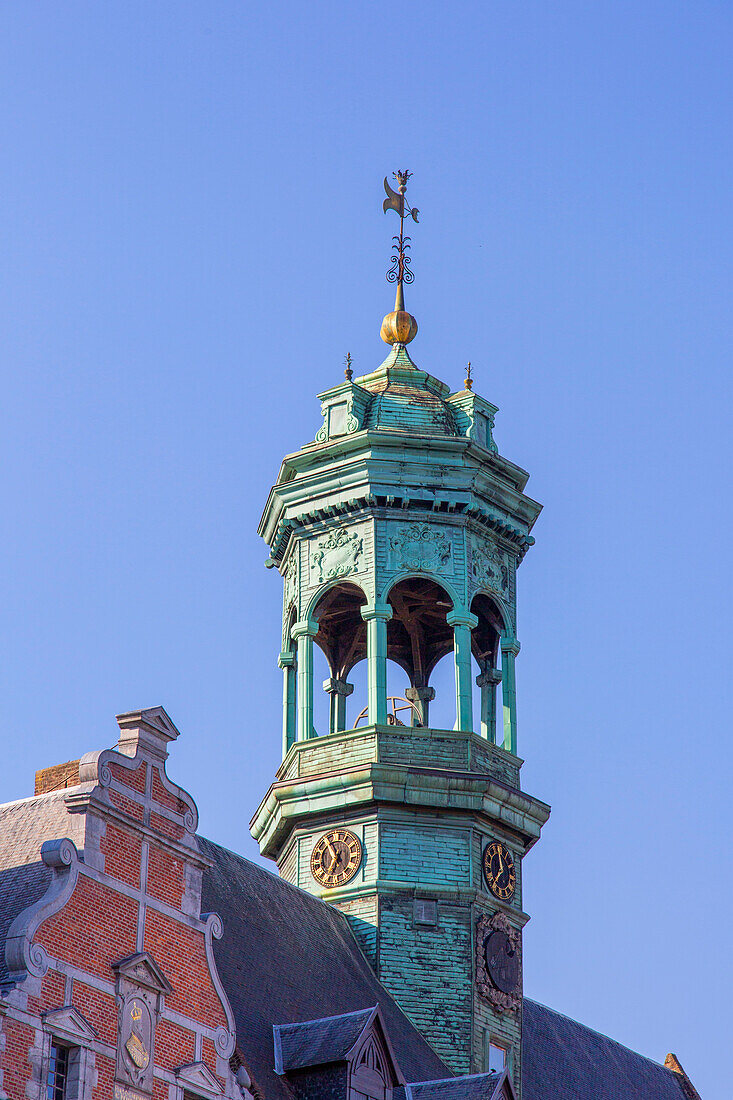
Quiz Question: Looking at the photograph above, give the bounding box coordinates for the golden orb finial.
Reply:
[380,308,418,346]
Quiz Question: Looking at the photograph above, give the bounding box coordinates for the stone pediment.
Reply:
[42,1006,97,1046]
[111,951,173,994]
[175,1062,223,1097]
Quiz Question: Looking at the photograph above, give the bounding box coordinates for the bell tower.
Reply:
[251,173,550,1093]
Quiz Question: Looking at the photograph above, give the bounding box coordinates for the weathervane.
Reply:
[344,352,353,381]
[383,170,419,294]
[380,171,420,346]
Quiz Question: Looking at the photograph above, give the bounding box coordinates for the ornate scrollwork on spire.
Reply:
[380,171,419,345]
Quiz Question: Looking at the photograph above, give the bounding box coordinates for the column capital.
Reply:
[500,637,521,657]
[278,651,296,669]
[291,618,319,640]
[361,602,393,623]
[476,668,502,688]
[405,686,436,703]
[446,608,479,630]
[322,678,354,697]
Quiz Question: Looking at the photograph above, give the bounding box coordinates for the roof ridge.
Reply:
[406,1072,499,1087]
[275,1005,375,1031]
[525,998,678,1073]
[0,786,86,814]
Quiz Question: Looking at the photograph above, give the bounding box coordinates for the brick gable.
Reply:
[0,707,242,1100]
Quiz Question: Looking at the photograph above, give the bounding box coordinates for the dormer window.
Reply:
[350,1035,391,1100]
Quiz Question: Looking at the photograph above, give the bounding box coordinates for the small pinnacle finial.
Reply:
[381,170,419,346]
[344,352,353,381]
[465,362,473,390]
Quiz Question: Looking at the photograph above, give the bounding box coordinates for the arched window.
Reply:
[349,1036,392,1100]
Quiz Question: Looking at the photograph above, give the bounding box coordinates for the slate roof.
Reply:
[198,837,448,1100]
[200,838,694,1100]
[274,1007,375,1072]
[522,999,689,1100]
[395,1073,503,1100]
[0,788,85,986]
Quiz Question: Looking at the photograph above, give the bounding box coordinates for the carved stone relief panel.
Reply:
[468,536,513,600]
[475,911,521,1015]
[115,993,155,1097]
[283,549,298,610]
[308,524,367,586]
[112,953,171,1100]
[387,522,454,575]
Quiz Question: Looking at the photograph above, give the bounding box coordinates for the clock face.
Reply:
[482,841,516,901]
[484,929,519,994]
[310,829,362,888]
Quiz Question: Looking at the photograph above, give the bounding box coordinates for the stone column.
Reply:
[500,638,521,755]
[278,650,297,757]
[361,603,393,726]
[291,619,319,741]
[447,609,478,733]
[323,677,354,735]
[405,685,436,728]
[476,666,502,743]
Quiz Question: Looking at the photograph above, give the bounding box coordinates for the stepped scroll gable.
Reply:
[253,171,550,1088]
[0,707,240,1100]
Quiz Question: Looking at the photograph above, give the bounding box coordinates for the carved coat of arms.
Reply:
[388,523,452,574]
[117,995,154,1093]
[112,952,171,1100]
[470,539,509,595]
[311,527,364,584]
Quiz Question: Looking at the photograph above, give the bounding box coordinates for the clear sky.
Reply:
[0,3,730,1096]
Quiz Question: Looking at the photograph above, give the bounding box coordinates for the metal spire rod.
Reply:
[383,170,419,311]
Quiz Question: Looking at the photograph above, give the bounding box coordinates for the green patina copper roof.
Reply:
[356,345,459,437]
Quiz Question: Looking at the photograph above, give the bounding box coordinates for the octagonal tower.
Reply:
[252,181,550,1092]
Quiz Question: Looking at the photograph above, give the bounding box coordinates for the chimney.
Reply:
[35,760,81,795]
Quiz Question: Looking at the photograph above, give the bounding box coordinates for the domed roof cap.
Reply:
[356,345,459,437]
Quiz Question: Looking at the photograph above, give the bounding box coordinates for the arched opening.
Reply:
[382,576,454,727]
[311,581,368,735]
[427,650,457,729]
[470,591,514,749]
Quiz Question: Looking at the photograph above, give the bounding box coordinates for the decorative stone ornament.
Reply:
[311,526,364,583]
[388,522,452,574]
[475,912,522,1015]
[469,537,510,596]
[112,953,172,1100]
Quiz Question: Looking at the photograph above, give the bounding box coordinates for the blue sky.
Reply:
[0,3,730,1096]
